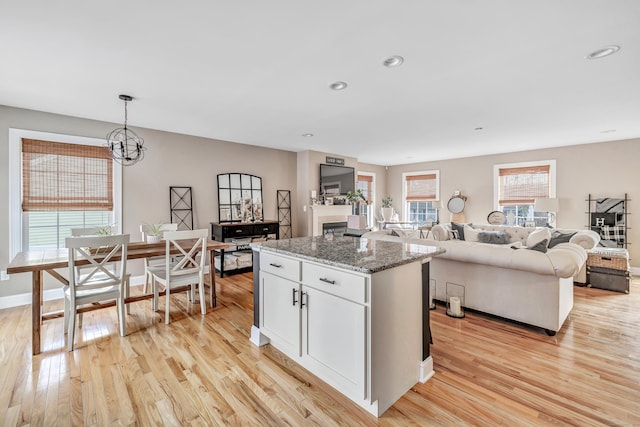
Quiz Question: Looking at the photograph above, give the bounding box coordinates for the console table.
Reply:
[210,221,279,277]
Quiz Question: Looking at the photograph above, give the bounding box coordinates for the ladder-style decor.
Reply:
[277,190,292,239]
[170,186,194,230]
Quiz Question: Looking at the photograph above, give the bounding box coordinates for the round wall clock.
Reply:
[487,210,507,225]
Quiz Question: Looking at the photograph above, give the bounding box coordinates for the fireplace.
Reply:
[322,221,347,237]
[311,205,352,236]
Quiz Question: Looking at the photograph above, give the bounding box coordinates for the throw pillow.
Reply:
[478,230,509,244]
[548,231,577,248]
[463,224,480,242]
[527,239,548,253]
[451,222,466,240]
[526,228,551,248]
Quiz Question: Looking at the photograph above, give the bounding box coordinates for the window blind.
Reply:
[498,165,550,205]
[22,138,113,211]
[406,173,437,201]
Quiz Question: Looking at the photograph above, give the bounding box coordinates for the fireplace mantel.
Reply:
[311,205,352,236]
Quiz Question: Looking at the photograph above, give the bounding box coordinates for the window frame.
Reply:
[356,171,375,227]
[493,160,556,225]
[9,128,123,259]
[402,170,440,224]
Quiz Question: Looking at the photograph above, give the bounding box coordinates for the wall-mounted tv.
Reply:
[320,164,355,196]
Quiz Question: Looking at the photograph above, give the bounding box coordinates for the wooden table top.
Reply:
[7,240,230,274]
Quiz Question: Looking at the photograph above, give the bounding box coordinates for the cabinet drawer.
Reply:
[224,225,255,238]
[260,252,300,282]
[254,223,278,235]
[302,262,366,304]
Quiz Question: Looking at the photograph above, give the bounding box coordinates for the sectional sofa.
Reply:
[362,224,599,335]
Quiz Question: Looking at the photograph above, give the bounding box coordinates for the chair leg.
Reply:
[199,280,206,315]
[165,286,171,325]
[152,277,159,312]
[118,297,126,337]
[125,277,131,315]
[142,270,149,295]
[68,308,76,352]
[63,295,70,333]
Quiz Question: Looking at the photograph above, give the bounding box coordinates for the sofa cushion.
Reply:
[451,222,466,240]
[391,228,421,239]
[478,230,509,244]
[526,228,551,248]
[548,231,577,248]
[527,238,548,253]
[464,224,480,242]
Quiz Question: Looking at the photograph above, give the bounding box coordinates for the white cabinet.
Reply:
[302,286,366,399]
[258,250,425,417]
[260,271,300,357]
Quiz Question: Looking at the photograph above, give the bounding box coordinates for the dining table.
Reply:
[6,239,229,355]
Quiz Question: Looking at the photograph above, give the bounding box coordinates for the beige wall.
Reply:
[386,138,640,266]
[0,106,297,297]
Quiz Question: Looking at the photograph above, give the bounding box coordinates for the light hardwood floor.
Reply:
[0,274,638,426]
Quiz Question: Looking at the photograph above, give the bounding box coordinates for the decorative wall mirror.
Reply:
[447,192,467,214]
[217,173,264,222]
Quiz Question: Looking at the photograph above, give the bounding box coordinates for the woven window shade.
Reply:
[356,174,373,202]
[498,165,550,205]
[406,173,437,201]
[22,139,113,211]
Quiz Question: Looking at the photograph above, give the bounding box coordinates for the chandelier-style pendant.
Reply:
[106,94,146,166]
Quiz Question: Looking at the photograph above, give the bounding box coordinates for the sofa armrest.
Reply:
[568,230,600,250]
[431,224,450,241]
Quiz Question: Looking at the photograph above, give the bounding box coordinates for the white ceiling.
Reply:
[1,1,639,166]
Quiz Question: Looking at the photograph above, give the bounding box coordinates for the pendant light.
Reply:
[106,94,146,166]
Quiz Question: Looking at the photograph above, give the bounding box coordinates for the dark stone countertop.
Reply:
[252,235,445,274]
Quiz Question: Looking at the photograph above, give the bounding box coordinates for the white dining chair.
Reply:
[65,233,130,351]
[139,223,178,294]
[71,227,132,315]
[151,229,208,324]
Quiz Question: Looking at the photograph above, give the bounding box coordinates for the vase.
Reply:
[381,207,394,221]
[146,235,161,243]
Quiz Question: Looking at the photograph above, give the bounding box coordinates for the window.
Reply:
[356,172,375,227]
[494,160,556,226]
[9,129,122,258]
[403,171,440,225]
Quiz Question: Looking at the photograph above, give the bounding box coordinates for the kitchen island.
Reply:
[251,235,444,417]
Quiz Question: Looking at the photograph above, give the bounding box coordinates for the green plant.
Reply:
[346,189,368,204]
[382,196,393,208]
[146,223,163,236]
[97,225,113,236]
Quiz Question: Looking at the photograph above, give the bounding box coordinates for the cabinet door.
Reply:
[302,287,366,399]
[260,272,301,357]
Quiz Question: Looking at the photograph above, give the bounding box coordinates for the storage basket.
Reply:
[587,248,629,271]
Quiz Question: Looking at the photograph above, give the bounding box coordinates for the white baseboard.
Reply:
[419,356,435,383]
[0,274,146,310]
[630,267,639,276]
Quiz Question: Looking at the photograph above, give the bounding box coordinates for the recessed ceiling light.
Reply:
[302,133,314,137]
[475,127,484,131]
[587,45,620,59]
[329,81,348,91]
[600,129,616,134]
[383,55,404,67]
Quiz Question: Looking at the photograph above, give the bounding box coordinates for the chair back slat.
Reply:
[66,234,130,292]
[163,229,208,277]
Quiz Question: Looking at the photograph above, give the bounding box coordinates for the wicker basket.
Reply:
[587,248,630,271]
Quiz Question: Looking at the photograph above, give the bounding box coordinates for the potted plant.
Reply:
[381,196,394,221]
[346,189,368,215]
[145,223,163,243]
